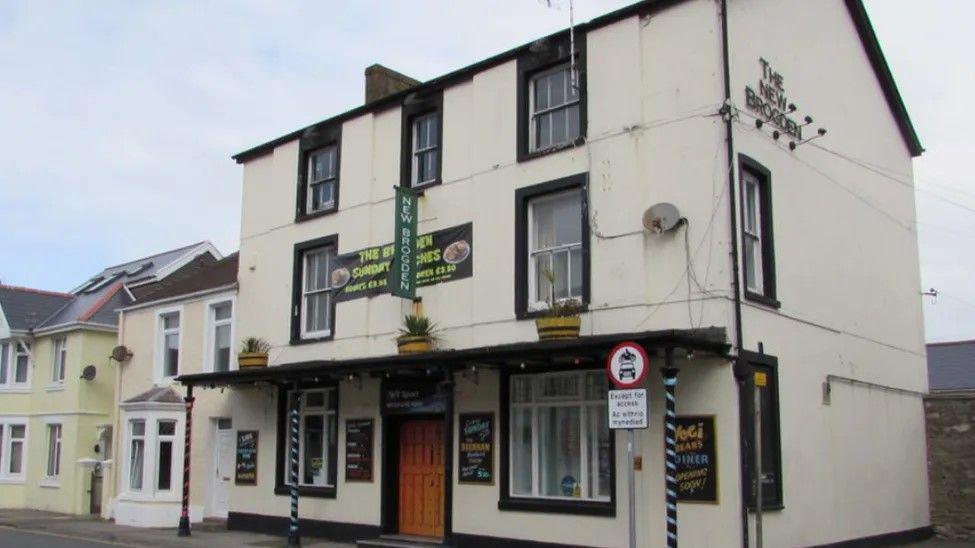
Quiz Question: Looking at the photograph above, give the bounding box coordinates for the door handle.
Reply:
[222,477,230,481]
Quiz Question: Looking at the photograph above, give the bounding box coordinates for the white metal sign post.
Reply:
[607,342,650,548]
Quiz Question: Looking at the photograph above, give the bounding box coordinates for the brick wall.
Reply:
[925,392,975,541]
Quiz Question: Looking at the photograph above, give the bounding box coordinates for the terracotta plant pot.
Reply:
[397,335,433,354]
[238,352,269,368]
[536,315,582,340]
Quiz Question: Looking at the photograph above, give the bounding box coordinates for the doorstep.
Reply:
[357,534,448,548]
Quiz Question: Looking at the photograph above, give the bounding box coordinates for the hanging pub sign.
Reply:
[390,186,419,299]
[327,222,473,302]
[381,381,447,415]
[675,415,718,502]
[458,413,494,484]
[344,418,374,482]
[234,430,259,485]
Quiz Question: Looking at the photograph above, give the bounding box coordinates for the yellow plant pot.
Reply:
[397,336,433,354]
[238,352,269,368]
[536,315,582,340]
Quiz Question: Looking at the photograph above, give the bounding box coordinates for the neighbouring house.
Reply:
[104,252,238,527]
[0,241,220,516]
[174,1,928,546]
[925,340,975,541]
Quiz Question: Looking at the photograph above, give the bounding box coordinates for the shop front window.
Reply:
[284,388,337,489]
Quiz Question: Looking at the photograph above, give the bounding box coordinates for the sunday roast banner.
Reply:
[327,222,473,302]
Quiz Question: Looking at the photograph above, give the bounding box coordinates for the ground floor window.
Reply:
[123,412,182,497]
[276,386,338,495]
[741,352,783,509]
[508,370,611,504]
[46,423,62,479]
[0,420,27,480]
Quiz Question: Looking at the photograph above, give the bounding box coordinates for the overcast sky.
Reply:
[0,1,971,342]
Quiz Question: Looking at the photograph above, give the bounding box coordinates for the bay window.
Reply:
[156,420,176,491]
[128,420,145,490]
[123,414,182,498]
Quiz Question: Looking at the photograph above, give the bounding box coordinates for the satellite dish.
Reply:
[80,365,97,381]
[642,203,682,233]
[111,345,133,363]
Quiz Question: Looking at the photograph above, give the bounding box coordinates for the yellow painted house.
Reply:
[0,242,220,515]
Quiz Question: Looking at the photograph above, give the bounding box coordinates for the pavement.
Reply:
[0,509,354,548]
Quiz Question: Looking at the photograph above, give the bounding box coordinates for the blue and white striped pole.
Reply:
[288,387,302,547]
[662,350,679,548]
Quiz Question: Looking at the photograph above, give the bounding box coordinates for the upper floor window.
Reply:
[0,420,27,480]
[530,64,580,153]
[739,156,778,307]
[52,337,67,384]
[1,341,33,388]
[158,311,181,379]
[0,342,9,386]
[207,300,234,373]
[412,113,440,187]
[292,235,339,343]
[401,91,443,189]
[307,145,338,214]
[14,342,30,384]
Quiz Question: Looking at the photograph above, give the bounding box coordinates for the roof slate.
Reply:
[123,386,185,404]
[0,286,74,331]
[130,253,238,304]
[927,340,975,391]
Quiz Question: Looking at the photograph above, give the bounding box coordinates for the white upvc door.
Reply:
[211,430,235,517]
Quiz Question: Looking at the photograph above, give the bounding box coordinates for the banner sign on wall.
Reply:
[327,222,473,302]
[390,186,419,299]
[675,415,718,502]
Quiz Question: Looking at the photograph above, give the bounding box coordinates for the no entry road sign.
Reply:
[607,341,650,389]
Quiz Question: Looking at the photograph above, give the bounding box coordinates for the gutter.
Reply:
[117,283,237,313]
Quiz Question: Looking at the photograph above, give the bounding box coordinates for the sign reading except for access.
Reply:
[608,389,649,430]
[606,341,650,389]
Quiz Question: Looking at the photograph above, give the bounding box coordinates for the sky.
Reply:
[0,0,971,342]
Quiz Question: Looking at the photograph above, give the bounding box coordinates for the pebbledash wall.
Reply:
[216,0,927,546]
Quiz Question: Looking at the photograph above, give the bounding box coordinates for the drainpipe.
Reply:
[718,1,751,547]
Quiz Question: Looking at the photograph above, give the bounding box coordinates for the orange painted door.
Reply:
[398,420,445,538]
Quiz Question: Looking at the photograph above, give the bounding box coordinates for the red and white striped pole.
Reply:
[178,385,194,536]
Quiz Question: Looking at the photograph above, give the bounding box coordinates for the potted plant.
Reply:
[396,314,438,354]
[535,269,585,340]
[238,337,271,368]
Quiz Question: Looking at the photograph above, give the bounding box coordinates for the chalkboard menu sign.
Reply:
[675,415,718,502]
[235,430,258,485]
[458,413,493,484]
[345,419,374,482]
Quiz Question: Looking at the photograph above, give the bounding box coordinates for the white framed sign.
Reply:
[608,388,648,430]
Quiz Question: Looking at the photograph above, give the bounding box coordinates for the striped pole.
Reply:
[288,387,302,547]
[177,386,194,537]
[662,351,679,548]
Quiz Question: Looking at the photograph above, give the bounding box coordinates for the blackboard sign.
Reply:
[458,413,493,484]
[345,419,374,482]
[235,430,258,485]
[328,222,473,302]
[381,381,446,415]
[675,415,718,502]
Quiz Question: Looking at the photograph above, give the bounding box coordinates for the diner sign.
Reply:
[345,419,374,482]
[458,413,493,484]
[234,430,258,485]
[327,222,473,302]
[675,415,718,502]
[391,186,418,299]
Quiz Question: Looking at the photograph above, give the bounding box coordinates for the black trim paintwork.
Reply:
[738,350,783,510]
[227,511,381,542]
[738,154,780,309]
[514,173,591,319]
[516,34,588,163]
[808,526,934,548]
[453,533,597,548]
[290,234,339,345]
[274,382,340,499]
[498,365,616,517]
[400,90,444,190]
[295,124,342,221]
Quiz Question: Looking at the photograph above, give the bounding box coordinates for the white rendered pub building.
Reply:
[176,1,929,546]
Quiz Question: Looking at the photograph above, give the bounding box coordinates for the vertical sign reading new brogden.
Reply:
[390,186,418,299]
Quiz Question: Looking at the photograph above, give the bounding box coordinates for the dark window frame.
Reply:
[400,91,444,190]
[516,33,587,162]
[274,382,340,499]
[514,173,591,319]
[291,234,339,345]
[739,154,780,308]
[498,365,616,517]
[739,350,784,510]
[296,124,342,221]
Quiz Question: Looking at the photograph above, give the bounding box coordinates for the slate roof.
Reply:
[927,340,975,391]
[130,252,237,304]
[0,286,75,331]
[123,386,184,404]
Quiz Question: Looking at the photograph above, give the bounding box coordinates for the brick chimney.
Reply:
[364,64,420,103]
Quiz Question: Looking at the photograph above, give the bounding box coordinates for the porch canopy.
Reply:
[176,327,729,388]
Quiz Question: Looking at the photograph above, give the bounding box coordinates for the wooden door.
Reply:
[398,420,445,538]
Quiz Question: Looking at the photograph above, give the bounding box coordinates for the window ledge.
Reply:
[274,485,336,499]
[296,207,338,223]
[498,496,615,517]
[45,384,65,392]
[744,291,781,310]
[515,304,590,321]
[290,333,335,346]
[518,137,585,163]
[39,478,61,488]
[0,477,26,485]
[0,387,31,394]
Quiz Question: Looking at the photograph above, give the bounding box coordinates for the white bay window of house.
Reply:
[46,424,62,477]
[52,337,67,383]
[510,371,610,501]
[0,342,8,384]
[412,113,439,186]
[156,420,176,491]
[128,420,145,490]
[307,145,338,213]
[743,171,764,293]
[530,64,580,152]
[14,342,30,384]
[285,389,337,487]
[211,302,232,372]
[161,313,180,378]
[530,190,583,307]
[302,248,333,337]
